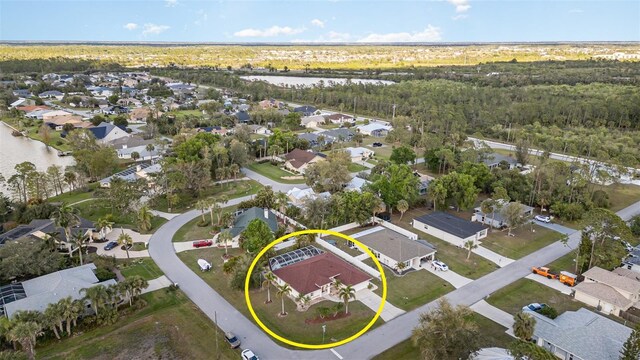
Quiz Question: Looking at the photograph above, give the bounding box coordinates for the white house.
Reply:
[356,122,392,137]
[324,113,355,124]
[88,122,130,144]
[412,211,488,246]
[300,115,325,128]
[472,200,534,229]
[344,176,371,192]
[344,147,374,162]
[286,187,330,207]
[573,267,640,316]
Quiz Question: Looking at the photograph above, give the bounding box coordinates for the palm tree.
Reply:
[117,231,133,259]
[80,286,109,317]
[71,231,88,266]
[196,199,208,223]
[209,200,221,226]
[338,285,356,314]
[229,164,240,180]
[395,261,408,274]
[51,203,80,254]
[44,231,60,252]
[128,276,149,303]
[276,283,292,316]
[145,143,155,161]
[372,198,386,221]
[166,193,179,212]
[7,321,43,360]
[297,294,311,310]
[275,191,289,215]
[220,212,234,228]
[57,297,75,335]
[95,216,114,240]
[513,311,536,341]
[262,272,276,304]
[137,205,153,233]
[217,230,232,255]
[43,303,63,340]
[463,240,478,260]
[396,200,409,221]
[295,233,316,249]
[131,151,140,162]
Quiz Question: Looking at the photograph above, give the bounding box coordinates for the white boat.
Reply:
[197,259,212,272]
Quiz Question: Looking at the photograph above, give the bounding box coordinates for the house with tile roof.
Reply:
[283,149,326,174]
[573,266,640,316]
[412,211,488,246]
[528,307,632,360]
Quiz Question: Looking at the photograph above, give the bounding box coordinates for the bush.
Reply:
[630,215,640,237]
[537,306,558,319]
[95,267,117,281]
[591,190,610,209]
[196,219,210,227]
[2,221,17,232]
[550,202,585,221]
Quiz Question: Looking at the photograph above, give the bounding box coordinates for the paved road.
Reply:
[241,167,309,193]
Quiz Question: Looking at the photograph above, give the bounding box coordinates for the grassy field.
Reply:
[246,162,306,184]
[486,278,582,316]
[394,209,498,279]
[119,258,164,281]
[348,163,368,172]
[48,183,99,204]
[38,290,239,360]
[74,200,167,234]
[546,252,579,274]
[173,205,238,242]
[606,183,640,212]
[480,225,563,260]
[2,117,73,152]
[177,247,383,346]
[373,313,513,360]
[150,180,262,213]
[371,267,453,311]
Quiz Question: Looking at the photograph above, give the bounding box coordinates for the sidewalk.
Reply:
[141,275,173,294]
[473,246,515,268]
[421,264,472,289]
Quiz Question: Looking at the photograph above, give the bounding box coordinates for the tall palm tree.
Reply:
[217,230,232,255]
[71,231,88,266]
[275,191,289,215]
[137,205,153,233]
[145,143,155,161]
[117,231,133,259]
[513,311,536,341]
[338,285,356,314]
[209,200,221,226]
[195,199,208,223]
[128,276,149,303]
[44,231,60,252]
[7,321,43,360]
[396,200,409,221]
[464,240,478,260]
[262,272,276,304]
[57,297,75,335]
[80,285,109,317]
[95,216,114,240]
[51,203,80,254]
[220,212,234,228]
[276,283,292,316]
[43,302,63,340]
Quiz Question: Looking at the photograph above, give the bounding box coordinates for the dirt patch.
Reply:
[305,312,352,324]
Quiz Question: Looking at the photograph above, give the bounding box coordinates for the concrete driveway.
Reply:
[421,264,472,289]
[96,228,151,259]
[241,167,308,194]
[470,300,515,329]
[356,288,405,321]
[525,273,573,295]
[533,221,577,236]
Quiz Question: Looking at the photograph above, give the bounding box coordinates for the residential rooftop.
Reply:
[352,226,436,263]
[414,211,488,239]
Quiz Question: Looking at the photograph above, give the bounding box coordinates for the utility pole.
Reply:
[353,97,357,119]
[392,104,396,122]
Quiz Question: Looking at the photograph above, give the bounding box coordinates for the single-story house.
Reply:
[573,266,640,316]
[412,212,488,246]
[12,89,33,98]
[225,207,279,243]
[38,90,64,100]
[271,249,371,301]
[483,153,518,170]
[45,114,88,131]
[472,200,534,228]
[117,98,142,108]
[10,98,35,108]
[42,110,73,121]
[527,307,632,360]
[344,176,371,192]
[356,123,392,137]
[259,99,283,110]
[284,149,326,174]
[319,128,354,143]
[129,107,160,122]
[1,263,117,318]
[88,122,130,144]
[324,113,354,124]
[99,163,160,188]
[297,133,325,147]
[197,126,231,136]
[344,147,374,162]
[300,115,325,128]
[16,105,50,113]
[0,217,96,252]
[286,187,330,207]
[101,105,129,115]
[293,105,318,117]
[246,124,270,135]
[350,226,436,273]
[234,111,251,123]
[25,109,52,120]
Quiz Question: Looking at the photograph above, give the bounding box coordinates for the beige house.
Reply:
[573,266,640,316]
[44,114,89,130]
[42,110,73,121]
[283,149,326,174]
[129,107,161,122]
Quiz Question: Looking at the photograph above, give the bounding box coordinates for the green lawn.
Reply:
[74,200,167,234]
[486,278,582,316]
[371,267,453,311]
[177,247,383,346]
[48,183,99,204]
[373,313,513,360]
[393,209,498,279]
[38,290,239,360]
[480,225,563,260]
[173,205,239,242]
[119,258,164,281]
[150,180,262,213]
[322,236,363,257]
[546,252,579,274]
[348,163,368,172]
[606,183,640,212]
[246,162,306,184]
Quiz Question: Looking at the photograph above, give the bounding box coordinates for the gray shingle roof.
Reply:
[352,226,436,263]
[530,308,632,360]
[414,212,487,239]
[229,207,278,238]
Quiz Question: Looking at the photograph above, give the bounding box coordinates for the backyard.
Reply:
[38,290,239,360]
[486,278,582,316]
[245,162,306,184]
[74,200,167,234]
[173,205,239,242]
[48,183,99,205]
[480,224,563,260]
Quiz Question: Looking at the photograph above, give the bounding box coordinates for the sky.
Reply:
[0,0,638,43]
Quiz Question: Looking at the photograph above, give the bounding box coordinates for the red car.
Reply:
[192,240,213,248]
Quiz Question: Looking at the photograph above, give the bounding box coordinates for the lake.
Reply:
[0,122,75,194]
[240,75,394,88]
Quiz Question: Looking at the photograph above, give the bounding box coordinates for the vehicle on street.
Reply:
[534,215,551,223]
[192,239,213,248]
[241,349,259,360]
[522,303,547,312]
[224,332,241,348]
[372,142,383,147]
[433,260,449,271]
[104,241,118,251]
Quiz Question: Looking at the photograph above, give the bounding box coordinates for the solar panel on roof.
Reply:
[269,245,324,271]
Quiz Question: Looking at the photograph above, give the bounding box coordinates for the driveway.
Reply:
[473,246,515,267]
[356,288,405,322]
[525,273,573,295]
[421,264,472,289]
[470,300,515,329]
[96,228,151,259]
[533,221,577,236]
[241,167,308,193]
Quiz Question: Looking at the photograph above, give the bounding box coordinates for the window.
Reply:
[423,224,429,230]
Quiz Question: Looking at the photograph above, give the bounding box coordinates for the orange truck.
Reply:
[532,266,557,279]
[532,266,579,286]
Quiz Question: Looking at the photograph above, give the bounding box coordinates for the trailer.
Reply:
[559,271,578,287]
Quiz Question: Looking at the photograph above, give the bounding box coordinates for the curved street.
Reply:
[149,188,640,359]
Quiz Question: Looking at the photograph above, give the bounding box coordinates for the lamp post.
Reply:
[322,324,326,344]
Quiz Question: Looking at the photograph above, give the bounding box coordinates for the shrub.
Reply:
[95,267,117,281]
[591,190,610,209]
[537,306,558,319]
[550,202,585,221]
[630,215,640,237]
[196,219,210,227]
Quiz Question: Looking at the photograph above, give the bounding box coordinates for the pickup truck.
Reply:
[192,240,213,248]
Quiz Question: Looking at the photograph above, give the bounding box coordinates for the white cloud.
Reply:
[447,0,471,13]
[142,23,170,36]
[358,25,442,43]
[569,9,584,13]
[165,0,178,7]
[123,23,138,30]
[452,14,468,20]
[291,31,352,43]
[311,19,325,28]
[234,26,305,37]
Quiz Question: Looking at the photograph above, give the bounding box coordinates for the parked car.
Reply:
[372,142,383,147]
[241,349,259,360]
[522,303,547,312]
[534,215,551,223]
[432,260,449,271]
[193,240,213,248]
[224,332,241,348]
[104,241,118,251]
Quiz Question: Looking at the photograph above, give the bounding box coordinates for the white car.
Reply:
[432,260,449,272]
[241,349,259,360]
[534,215,551,223]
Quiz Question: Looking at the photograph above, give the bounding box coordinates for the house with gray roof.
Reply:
[573,266,640,316]
[319,128,354,143]
[413,211,488,246]
[483,153,518,170]
[2,263,117,318]
[226,207,279,242]
[472,200,534,229]
[88,122,130,144]
[0,218,95,253]
[528,307,632,360]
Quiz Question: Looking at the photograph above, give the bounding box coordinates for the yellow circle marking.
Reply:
[244,229,388,349]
